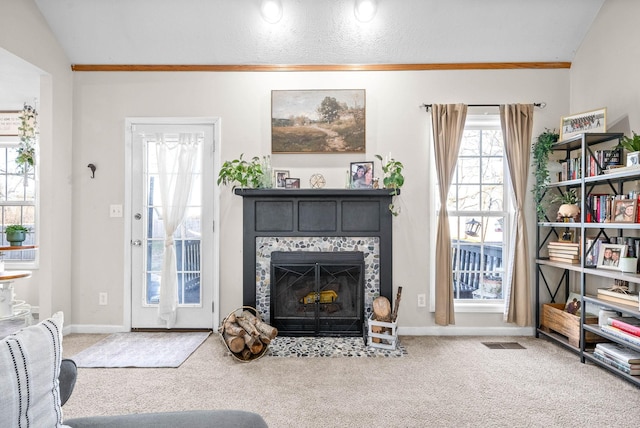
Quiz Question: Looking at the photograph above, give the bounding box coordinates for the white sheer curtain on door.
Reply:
[156,133,199,328]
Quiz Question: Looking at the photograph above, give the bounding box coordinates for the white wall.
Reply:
[571,0,640,133]
[71,69,568,332]
[0,0,73,320]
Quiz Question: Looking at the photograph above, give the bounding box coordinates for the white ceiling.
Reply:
[32,0,605,65]
[2,0,606,109]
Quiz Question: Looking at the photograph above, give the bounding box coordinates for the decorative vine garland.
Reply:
[16,103,37,171]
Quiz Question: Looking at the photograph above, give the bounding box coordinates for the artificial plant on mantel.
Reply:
[217,154,270,190]
[531,129,559,221]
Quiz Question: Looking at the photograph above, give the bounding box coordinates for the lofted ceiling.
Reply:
[32,0,605,66]
[2,0,606,108]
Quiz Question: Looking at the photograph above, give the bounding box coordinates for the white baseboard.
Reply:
[398,325,535,336]
[65,324,129,335]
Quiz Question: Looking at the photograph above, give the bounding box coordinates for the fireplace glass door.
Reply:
[270,251,364,336]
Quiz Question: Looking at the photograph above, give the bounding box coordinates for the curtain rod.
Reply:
[421,102,546,110]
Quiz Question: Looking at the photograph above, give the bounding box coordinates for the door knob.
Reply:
[132,240,142,246]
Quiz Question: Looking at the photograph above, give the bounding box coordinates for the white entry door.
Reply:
[129,120,217,329]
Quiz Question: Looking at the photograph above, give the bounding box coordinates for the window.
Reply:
[447,114,508,304]
[0,141,37,263]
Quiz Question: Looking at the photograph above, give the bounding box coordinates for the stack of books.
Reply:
[601,316,640,348]
[593,342,640,375]
[597,288,640,307]
[547,241,580,264]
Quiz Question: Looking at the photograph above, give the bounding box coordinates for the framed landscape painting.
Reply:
[271,89,366,153]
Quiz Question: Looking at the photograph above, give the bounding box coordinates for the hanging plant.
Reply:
[375,154,405,216]
[531,128,559,221]
[16,103,37,172]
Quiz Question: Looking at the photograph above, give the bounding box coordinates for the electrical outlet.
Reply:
[99,292,108,306]
[109,204,123,218]
[417,293,426,307]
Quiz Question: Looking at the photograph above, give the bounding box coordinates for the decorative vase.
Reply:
[557,204,580,221]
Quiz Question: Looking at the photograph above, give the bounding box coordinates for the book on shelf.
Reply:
[547,241,580,247]
[592,350,640,375]
[597,292,640,307]
[548,257,580,264]
[595,342,640,364]
[600,325,640,347]
[598,288,639,303]
[547,247,580,256]
[608,317,640,337]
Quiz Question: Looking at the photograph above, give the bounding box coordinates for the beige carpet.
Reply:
[61,334,640,427]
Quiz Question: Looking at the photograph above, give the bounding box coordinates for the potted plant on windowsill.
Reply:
[5,225,29,246]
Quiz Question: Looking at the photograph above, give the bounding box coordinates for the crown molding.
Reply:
[71,62,571,72]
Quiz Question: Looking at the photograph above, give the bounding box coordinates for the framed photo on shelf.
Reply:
[350,161,374,188]
[612,198,637,223]
[627,151,640,167]
[273,170,290,189]
[560,107,606,141]
[596,243,627,270]
[284,178,300,189]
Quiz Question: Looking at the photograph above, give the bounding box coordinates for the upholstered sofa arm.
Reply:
[63,410,269,428]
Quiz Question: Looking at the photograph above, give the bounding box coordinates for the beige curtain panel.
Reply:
[430,104,468,326]
[499,104,534,327]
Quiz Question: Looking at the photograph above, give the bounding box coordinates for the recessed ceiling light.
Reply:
[354,0,377,22]
[261,0,283,24]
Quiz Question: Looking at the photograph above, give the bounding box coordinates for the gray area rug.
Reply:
[70,332,210,368]
[266,336,407,357]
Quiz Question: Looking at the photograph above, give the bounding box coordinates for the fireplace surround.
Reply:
[236,188,396,336]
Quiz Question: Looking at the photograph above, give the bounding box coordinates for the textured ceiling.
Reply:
[32,0,605,65]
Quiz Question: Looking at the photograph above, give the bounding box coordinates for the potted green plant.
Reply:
[617,131,640,164]
[375,154,404,216]
[217,154,265,190]
[532,129,560,221]
[5,225,29,246]
[551,189,580,221]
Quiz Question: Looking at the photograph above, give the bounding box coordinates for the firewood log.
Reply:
[223,332,245,353]
[236,316,260,337]
[243,332,264,354]
[223,319,245,337]
[241,310,278,339]
[391,286,402,322]
[372,296,391,322]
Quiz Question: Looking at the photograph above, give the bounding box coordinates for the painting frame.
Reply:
[350,161,374,189]
[612,198,637,223]
[284,178,300,189]
[0,110,21,136]
[271,89,366,154]
[560,107,607,141]
[273,170,290,189]
[596,243,627,271]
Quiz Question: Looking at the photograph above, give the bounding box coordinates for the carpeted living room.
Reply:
[2,1,640,427]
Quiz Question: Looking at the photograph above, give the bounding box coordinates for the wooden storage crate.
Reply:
[367,316,398,350]
[540,303,607,348]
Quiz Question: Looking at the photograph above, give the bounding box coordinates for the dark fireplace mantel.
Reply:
[235,188,397,309]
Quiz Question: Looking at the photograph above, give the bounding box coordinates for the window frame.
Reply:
[0,136,39,269]
[431,113,512,313]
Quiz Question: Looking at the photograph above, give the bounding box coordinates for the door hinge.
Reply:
[212,220,215,232]
[212,301,215,313]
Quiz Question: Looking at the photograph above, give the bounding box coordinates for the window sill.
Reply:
[454,300,504,313]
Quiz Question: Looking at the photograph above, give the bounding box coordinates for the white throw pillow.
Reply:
[0,311,70,428]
